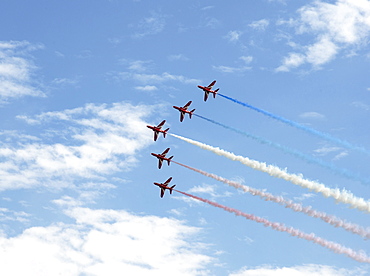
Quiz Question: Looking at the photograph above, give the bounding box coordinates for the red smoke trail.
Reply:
[176,189,370,263]
[172,160,370,239]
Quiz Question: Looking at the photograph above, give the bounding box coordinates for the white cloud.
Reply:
[249,19,269,31]
[240,56,253,64]
[276,53,305,72]
[54,51,65,58]
[0,102,154,191]
[135,85,158,91]
[204,17,221,29]
[132,12,166,38]
[51,77,79,86]
[278,0,370,71]
[314,146,341,156]
[230,264,367,276]
[225,30,243,42]
[293,193,316,202]
[212,65,251,74]
[333,150,349,161]
[0,207,214,276]
[75,50,92,59]
[267,0,288,4]
[0,40,45,101]
[0,208,31,223]
[299,111,326,120]
[168,54,189,61]
[117,72,200,85]
[201,6,214,11]
[351,101,370,111]
[128,60,152,72]
[187,184,232,200]
[313,146,348,161]
[213,56,253,74]
[305,35,338,66]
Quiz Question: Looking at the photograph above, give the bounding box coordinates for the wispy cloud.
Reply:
[0,208,31,223]
[213,65,251,74]
[131,12,167,38]
[188,184,232,199]
[299,111,326,120]
[277,0,370,71]
[51,77,80,87]
[0,40,45,101]
[167,54,189,61]
[230,264,368,276]
[201,6,214,11]
[224,30,243,42]
[313,146,348,161]
[127,60,152,72]
[352,101,370,111]
[0,102,154,191]
[249,19,269,31]
[203,17,221,29]
[117,71,200,85]
[239,56,253,64]
[333,151,349,161]
[293,193,316,202]
[0,206,214,275]
[134,85,158,91]
[314,146,341,156]
[213,56,253,73]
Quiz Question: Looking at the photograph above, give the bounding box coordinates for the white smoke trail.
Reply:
[172,160,370,239]
[170,133,370,213]
[177,190,370,263]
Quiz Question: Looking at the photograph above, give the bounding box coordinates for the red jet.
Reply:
[173,101,195,122]
[151,148,173,169]
[154,177,176,198]
[147,120,169,141]
[197,80,219,101]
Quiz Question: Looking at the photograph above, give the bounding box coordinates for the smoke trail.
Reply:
[172,160,370,239]
[176,190,370,263]
[170,133,370,213]
[218,93,370,156]
[193,113,370,184]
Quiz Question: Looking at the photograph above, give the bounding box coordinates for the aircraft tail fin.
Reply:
[170,185,176,194]
[214,88,219,97]
[163,128,170,138]
[189,109,195,119]
[167,156,173,166]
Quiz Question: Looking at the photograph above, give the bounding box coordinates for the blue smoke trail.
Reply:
[193,113,370,184]
[218,93,370,156]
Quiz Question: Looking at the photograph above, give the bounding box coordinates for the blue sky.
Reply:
[0,0,370,275]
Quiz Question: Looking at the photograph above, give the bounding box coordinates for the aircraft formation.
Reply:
[147,80,218,197]
[145,80,370,263]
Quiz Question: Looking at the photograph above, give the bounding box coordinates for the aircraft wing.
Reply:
[153,131,159,141]
[158,159,163,169]
[164,177,172,185]
[183,101,192,109]
[207,80,216,89]
[160,188,165,198]
[204,91,209,101]
[180,112,185,122]
[157,120,166,129]
[161,148,170,156]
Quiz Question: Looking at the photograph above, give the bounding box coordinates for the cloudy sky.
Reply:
[0,0,370,275]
